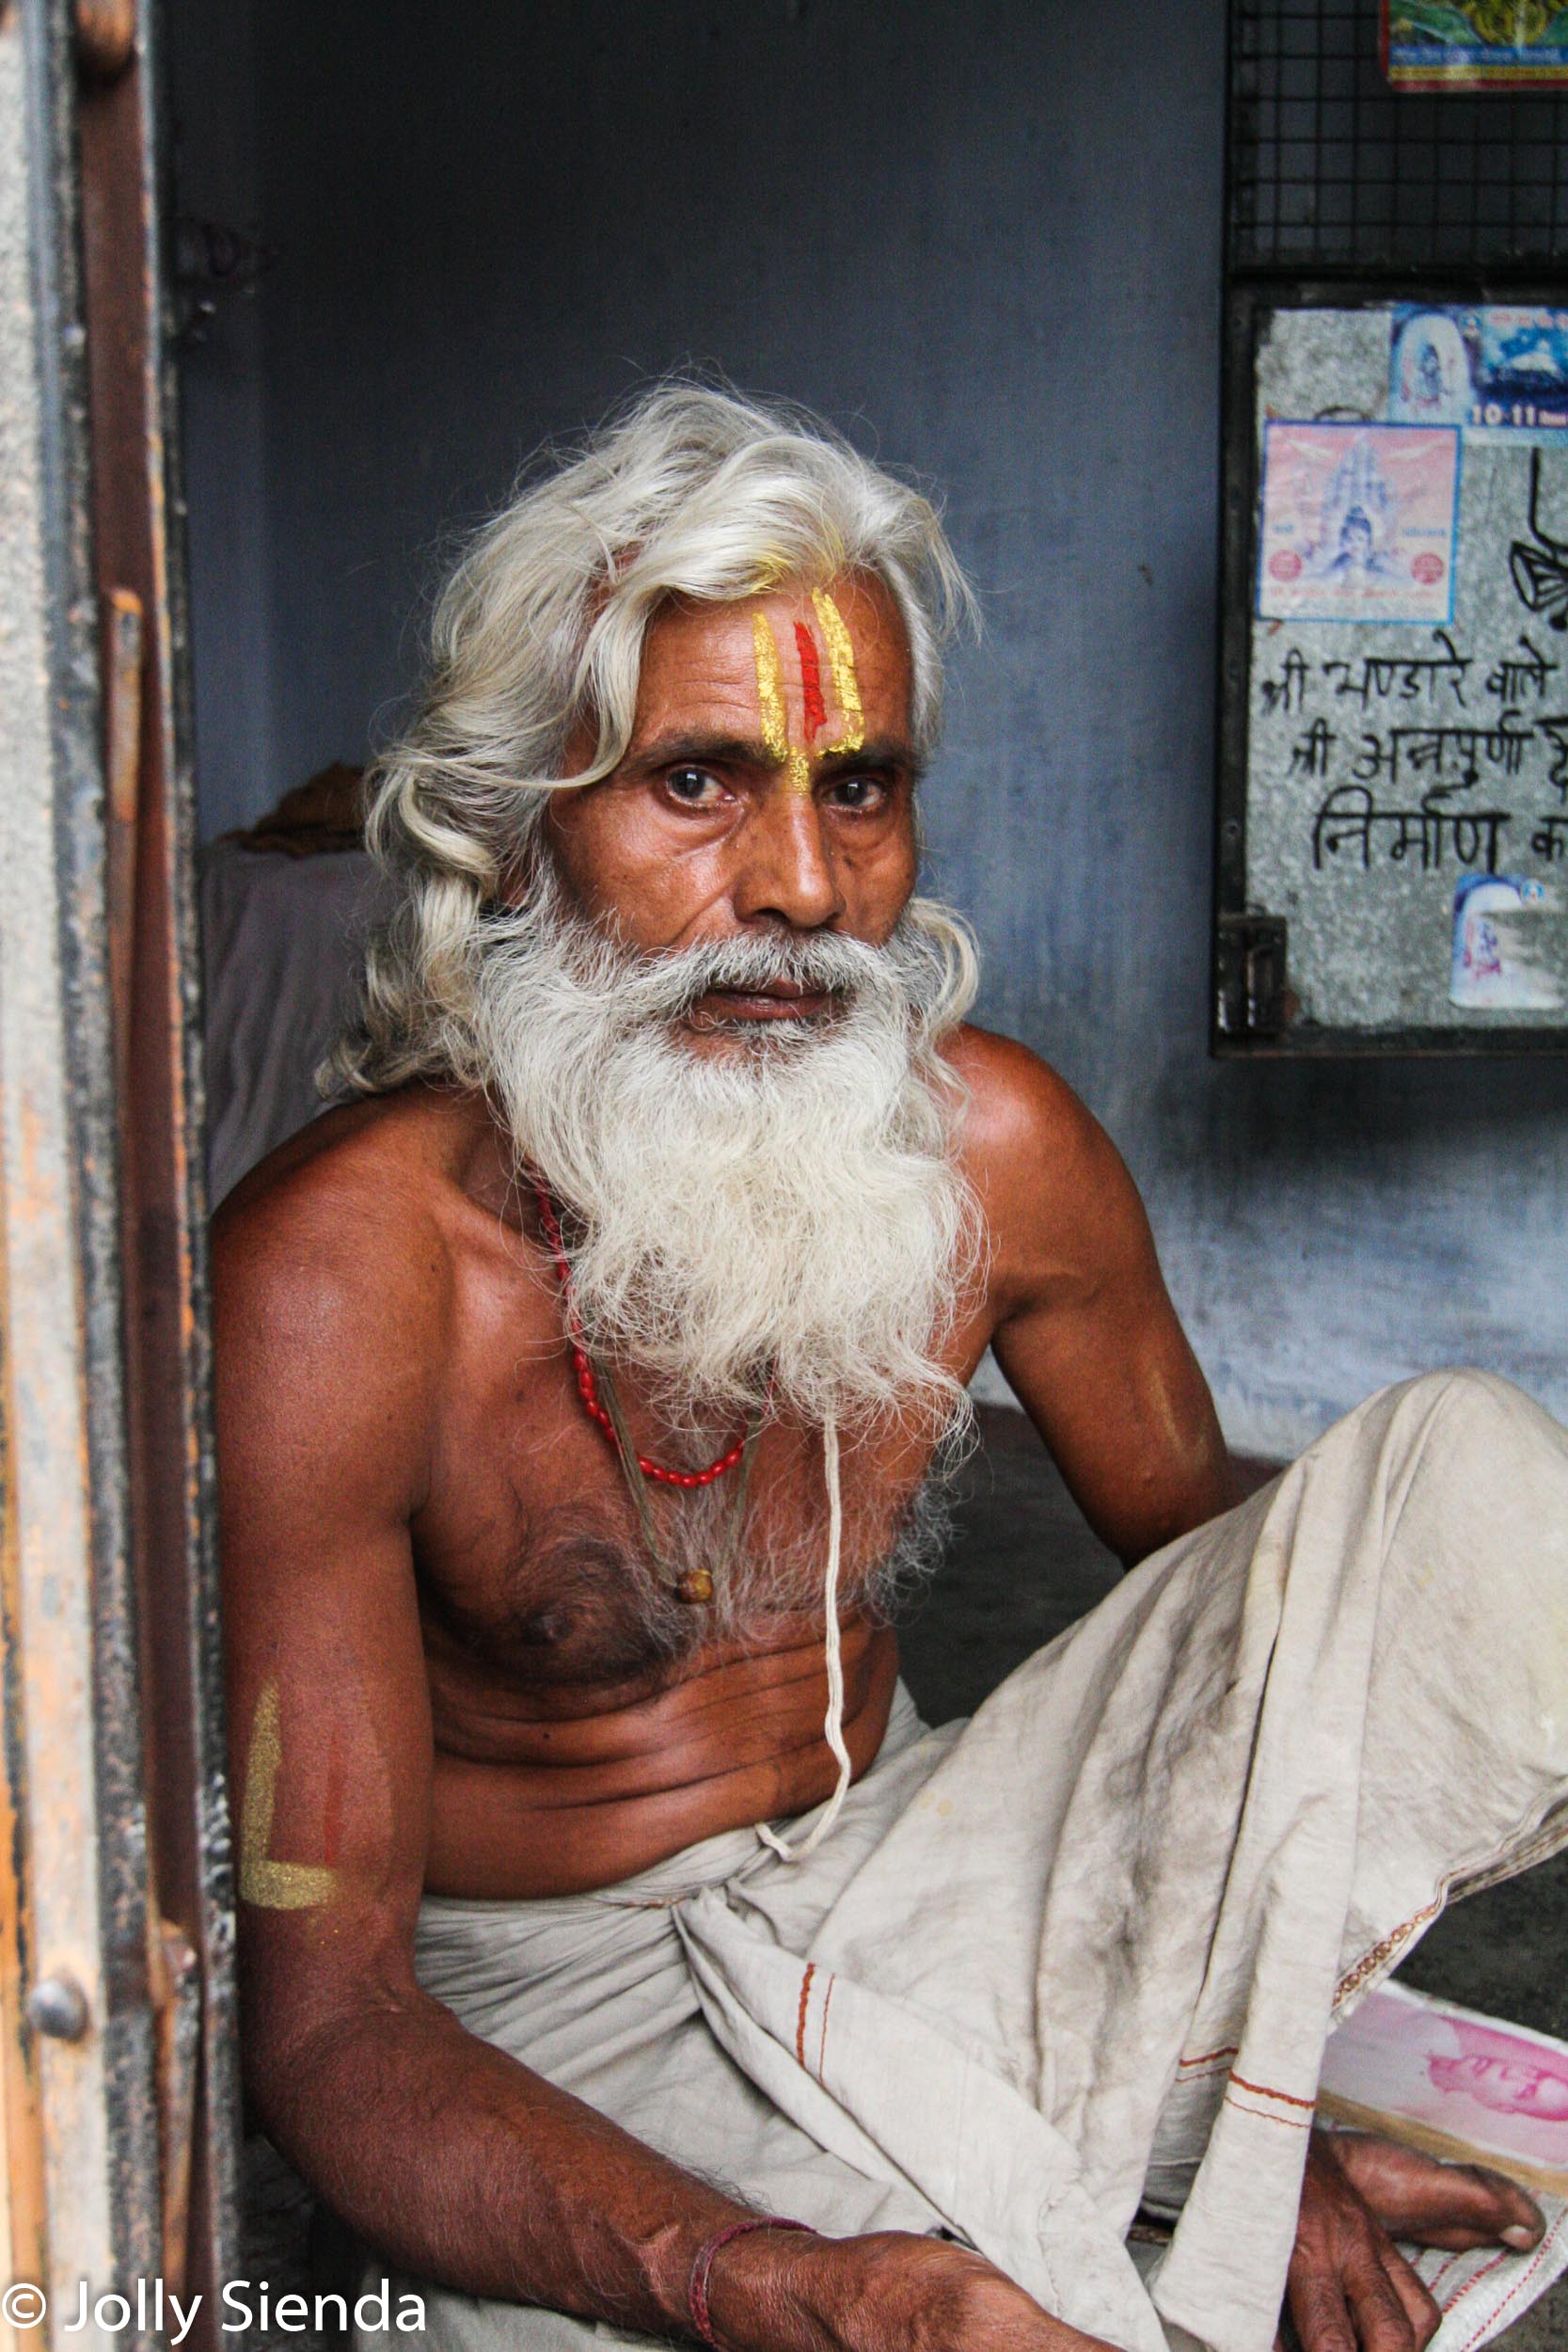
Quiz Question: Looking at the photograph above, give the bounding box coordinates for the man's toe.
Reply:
[1463,2164,1546,2250]
[1327,2134,1545,2249]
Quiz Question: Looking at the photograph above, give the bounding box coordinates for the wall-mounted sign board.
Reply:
[1382,1,1568,89]
[1215,283,1568,1054]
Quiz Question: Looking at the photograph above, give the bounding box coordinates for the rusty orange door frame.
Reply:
[0,0,238,2340]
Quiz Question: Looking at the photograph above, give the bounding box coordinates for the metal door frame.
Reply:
[0,1,237,2338]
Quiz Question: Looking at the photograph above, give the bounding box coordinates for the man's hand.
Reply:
[1285,2129,1546,2351]
[706,2228,1119,2352]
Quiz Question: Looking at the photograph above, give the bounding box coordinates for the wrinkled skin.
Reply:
[695,2133,1544,2352]
[1279,2131,1543,2352]
[216,578,1544,2352]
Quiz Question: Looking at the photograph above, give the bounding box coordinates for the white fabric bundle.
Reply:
[384,1370,1568,2352]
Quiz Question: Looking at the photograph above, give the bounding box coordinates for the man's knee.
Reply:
[1364,1365,1555,1495]
[1379,1362,1523,1427]
[1286,1368,1566,1643]
[1365,1366,1568,1630]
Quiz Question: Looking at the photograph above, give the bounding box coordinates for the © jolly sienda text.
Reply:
[19,2278,428,2340]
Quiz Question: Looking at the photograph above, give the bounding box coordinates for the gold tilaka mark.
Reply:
[752,592,866,796]
[752,612,814,796]
[811,590,865,753]
[239,1677,338,1910]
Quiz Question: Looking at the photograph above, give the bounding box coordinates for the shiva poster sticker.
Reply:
[1389,310,1474,426]
[1449,872,1566,1010]
[1390,305,1568,443]
[1257,423,1461,625]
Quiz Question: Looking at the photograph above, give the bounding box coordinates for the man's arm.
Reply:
[215,1182,752,2326]
[957,1030,1245,1565]
[214,1173,1115,2352]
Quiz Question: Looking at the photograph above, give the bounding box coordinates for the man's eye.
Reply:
[828,773,887,812]
[664,767,725,807]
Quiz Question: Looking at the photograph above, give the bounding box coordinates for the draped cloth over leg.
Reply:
[385,1373,1568,2352]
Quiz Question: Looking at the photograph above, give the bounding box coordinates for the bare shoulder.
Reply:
[946,1022,1134,1213]
[211,1090,483,1512]
[945,1024,1107,1168]
[944,1023,1156,1312]
[214,1090,457,1312]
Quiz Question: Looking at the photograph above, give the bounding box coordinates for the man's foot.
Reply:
[1327,2130,1545,2252]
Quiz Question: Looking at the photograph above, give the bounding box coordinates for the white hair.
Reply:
[333,379,976,1096]
[472,866,985,1446]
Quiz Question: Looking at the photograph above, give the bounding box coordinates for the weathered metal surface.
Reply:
[25,1982,90,2045]
[150,1921,199,2299]
[1213,912,1290,1042]
[1,1,148,2334]
[1,0,237,2336]
[0,1219,48,2352]
[71,0,131,81]
[103,588,143,1092]
[75,0,238,2324]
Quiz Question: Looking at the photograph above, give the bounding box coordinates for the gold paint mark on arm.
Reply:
[811,590,865,753]
[752,612,814,796]
[239,1678,338,1910]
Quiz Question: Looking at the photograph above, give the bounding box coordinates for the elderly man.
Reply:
[214,387,1568,2352]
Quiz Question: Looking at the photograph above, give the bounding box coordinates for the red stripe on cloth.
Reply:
[796,1963,816,2069]
[1451,2250,1513,2344]
[1223,2092,1312,2131]
[1229,2072,1317,2110]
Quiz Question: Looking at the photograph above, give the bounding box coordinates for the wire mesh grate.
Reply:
[1229,0,1568,271]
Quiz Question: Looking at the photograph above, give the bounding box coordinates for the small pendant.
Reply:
[675,1567,715,1605]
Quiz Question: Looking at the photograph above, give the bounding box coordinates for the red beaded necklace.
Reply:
[531,1178,752,1489]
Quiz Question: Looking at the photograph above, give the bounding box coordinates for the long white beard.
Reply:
[469,871,986,1450]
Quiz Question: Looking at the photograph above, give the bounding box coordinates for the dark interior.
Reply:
[160,7,1568,2342]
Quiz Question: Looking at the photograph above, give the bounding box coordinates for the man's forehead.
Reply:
[632,573,912,729]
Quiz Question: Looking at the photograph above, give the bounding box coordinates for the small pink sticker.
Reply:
[1411,551,1445,583]
[1268,549,1303,580]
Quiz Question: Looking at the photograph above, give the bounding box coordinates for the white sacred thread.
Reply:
[758,1412,851,1863]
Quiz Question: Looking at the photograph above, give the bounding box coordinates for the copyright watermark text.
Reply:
[2,2280,426,2339]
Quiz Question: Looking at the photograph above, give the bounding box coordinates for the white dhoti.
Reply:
[386,1373,1568,2352]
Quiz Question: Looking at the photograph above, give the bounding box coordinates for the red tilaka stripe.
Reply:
[795,622,828,740]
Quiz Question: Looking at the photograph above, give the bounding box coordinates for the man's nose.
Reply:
[731,787,846,930]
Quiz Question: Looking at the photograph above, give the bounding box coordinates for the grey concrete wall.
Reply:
[171,0,1568,1452]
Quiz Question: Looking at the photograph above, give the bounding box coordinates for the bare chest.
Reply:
[408,1323,944,1721]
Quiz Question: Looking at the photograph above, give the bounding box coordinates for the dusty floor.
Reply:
[896,1406,1568,2350]
[245,1404,1568,2347]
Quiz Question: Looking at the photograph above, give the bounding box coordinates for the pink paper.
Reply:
[1322,1980,1568,2179]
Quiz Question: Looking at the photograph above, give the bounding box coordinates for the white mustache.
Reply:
[467,874,985,1442]
[508,911,958,1047]
[657,931,886,1003]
